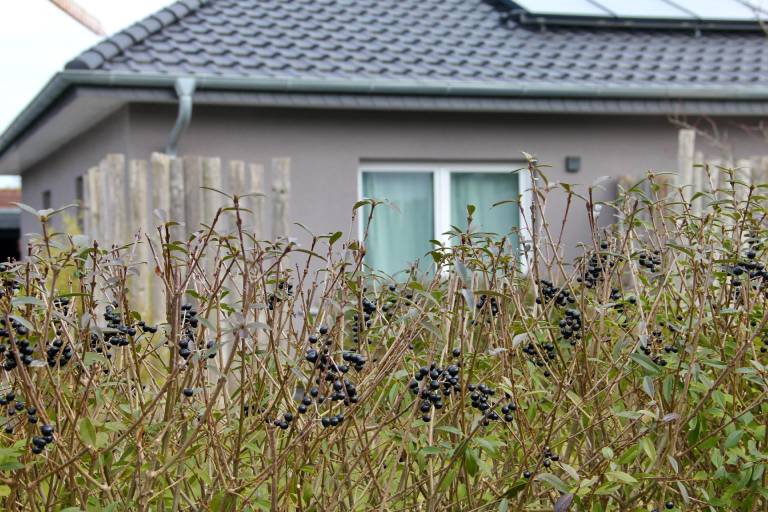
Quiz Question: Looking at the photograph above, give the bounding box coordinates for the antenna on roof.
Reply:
[49,0,106,36]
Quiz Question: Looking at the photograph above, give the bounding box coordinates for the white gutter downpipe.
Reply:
[165,77,196,157]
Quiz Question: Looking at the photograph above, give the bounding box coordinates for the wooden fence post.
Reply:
[169,157,186,241]
[183,156,203,235]
[151,153,171,220]
[230,159,247,216]
[150,153,171,322]
[735,158,752,206]
[99,154,125,246]
[247,164,265,240]
[128,159,151,312]
[271,157,291,239]
[706,159,721,202]
[202,157,224,229]
[86,166,100,241]
[677,129,696,210]
[691,150,703,215]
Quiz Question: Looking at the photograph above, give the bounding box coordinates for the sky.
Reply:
[0,0,171,188]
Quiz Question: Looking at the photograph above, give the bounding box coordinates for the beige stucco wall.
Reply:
[20,102,768,262]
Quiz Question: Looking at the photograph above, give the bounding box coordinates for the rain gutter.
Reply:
[4,69,768,159]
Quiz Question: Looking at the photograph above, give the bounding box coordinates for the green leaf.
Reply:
[642,376,655,399]
[0,485,9,497]
[292,248,327,262]
[630,353,661,375]
[353,199,372,211]
[605,471,638,484]
[640,438,656,463]
[11,296,45,307]
[475,437,500,455]
[724,429,743,449]
[436,425,462,435]
[498,498,509,512]
[421,446,442,456]
[535,473,569,493]
[455,259,472,288]
[11,202,40,218]
[79,418,97,447]
[502,479,527,498]
[329,231,342,245]
[464,449,479,477]
[103,421,128,432]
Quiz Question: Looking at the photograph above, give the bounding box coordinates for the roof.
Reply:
[3,0,768,172]
[65,0,768,91]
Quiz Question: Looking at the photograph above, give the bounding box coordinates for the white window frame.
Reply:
[358,162,533,273]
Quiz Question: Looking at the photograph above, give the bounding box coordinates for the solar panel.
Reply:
[593,0,689,19]
[508,0,766,29]
[510,0,610,17]
[670,0,762,20]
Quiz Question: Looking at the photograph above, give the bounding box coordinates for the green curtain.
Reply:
[450,172,519,239]
[362,172,434,276]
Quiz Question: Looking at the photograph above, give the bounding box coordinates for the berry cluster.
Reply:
[500,401,518,422]
[52,296,70,310]
[46,338,73,368]
[638,250,662,272]
[409,359,462,422]
[31,424,55,455]
[578,241,615,288]
[0,392,18,433]
[558,308,582,346]
[102,303,137,351]
[320,413,344,428]
[523,445,560,477]
[4,338,35,370]
[726,245,767,293]
[178,304,199,360]
[137,321,158,334]
[352,297,378,345]
[536,280,575,306]
[267,280,293,311]
[476,294,499,316]
[381,284,401,320]
[273,412,294,430]
[0,271,20,296]
[299,326,365,429]
[639,327,676,366]
[469,384,503,426]
[522,339,556,375]
[0,319,32,371]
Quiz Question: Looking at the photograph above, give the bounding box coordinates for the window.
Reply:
[359,163,531,276]
[42,190,51,210]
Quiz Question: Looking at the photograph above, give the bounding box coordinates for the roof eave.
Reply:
[4,69,768,163]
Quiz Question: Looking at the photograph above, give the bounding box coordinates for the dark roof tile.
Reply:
[64,0,768,92]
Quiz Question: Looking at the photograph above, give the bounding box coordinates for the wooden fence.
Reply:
[81,152,290,320]
[618,129,768,214]
[83,152,291,245]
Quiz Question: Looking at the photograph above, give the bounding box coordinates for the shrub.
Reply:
[0,159,766,511]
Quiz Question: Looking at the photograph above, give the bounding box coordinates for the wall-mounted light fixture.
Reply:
[565,156,581,173]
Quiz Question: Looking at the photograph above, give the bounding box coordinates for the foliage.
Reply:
[0,159,766,511]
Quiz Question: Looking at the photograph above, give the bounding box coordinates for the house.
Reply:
[2,0,768,272]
